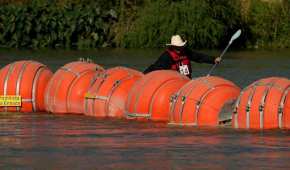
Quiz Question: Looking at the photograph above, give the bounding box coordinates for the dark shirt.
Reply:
[144,47,215,74]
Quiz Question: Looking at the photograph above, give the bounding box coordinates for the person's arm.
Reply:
[143,51,173,74]
[186,48,215,64]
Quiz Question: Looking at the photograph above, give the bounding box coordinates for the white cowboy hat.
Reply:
[166,35,187,47]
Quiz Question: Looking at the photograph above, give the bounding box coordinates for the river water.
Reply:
[0,48,290,169]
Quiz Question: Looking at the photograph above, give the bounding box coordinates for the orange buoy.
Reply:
[232,77,290,129]
[84,67,143,118]
[44,61,103,114]
[0,60,53,112]
[125,70,190,122]
[169,76,241,126]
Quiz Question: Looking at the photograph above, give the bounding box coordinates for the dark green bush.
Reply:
[119,0,242,49]
[247,0,290,48]
[0,0,117,49]
[0,0,290,49]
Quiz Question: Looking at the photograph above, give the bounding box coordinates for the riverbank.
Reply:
[0,0,290,49]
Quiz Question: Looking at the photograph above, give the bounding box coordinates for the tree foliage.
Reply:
[0,0,117,49]
[119,0,242,48]
[0,0,290,49]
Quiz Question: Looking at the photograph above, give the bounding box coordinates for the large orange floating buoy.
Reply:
[84,67,143,118]
[125,70,190,122]
[232,77,290,129]
[0,60,53,112]
[44,61,104,114]
[169,76,241,126]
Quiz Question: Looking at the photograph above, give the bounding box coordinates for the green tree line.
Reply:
[0,0,290,49]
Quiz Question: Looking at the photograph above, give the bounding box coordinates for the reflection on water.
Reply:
[0,49,290,169]
[0,113,289,169]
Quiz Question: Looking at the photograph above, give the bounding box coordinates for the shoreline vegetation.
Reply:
[0,0,289,50]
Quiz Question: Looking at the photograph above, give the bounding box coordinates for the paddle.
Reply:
[206,29,242,76]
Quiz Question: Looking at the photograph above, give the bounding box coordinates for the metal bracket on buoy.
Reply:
[278,107,283,129]
[61,66,80,77]
[258,104,265,129]
[181,96,186,104]
[176,95,187,125]
[113,80,121,87]
[169,94,178,110]
[233,90,245,128]
[169,94,178,123]
[258,105,264,112]
[126,113,151,119]
[259,81,275,129]
[278,86,290,128]
[170,94,178,103]
[245,83,259,129]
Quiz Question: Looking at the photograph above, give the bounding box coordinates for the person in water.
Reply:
[144,35,221,78]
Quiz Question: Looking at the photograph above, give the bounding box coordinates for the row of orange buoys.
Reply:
[233,77,290,129]
[0,60,289,130]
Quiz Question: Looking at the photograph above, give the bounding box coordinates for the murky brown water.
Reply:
[0,49,290,169]
[0,113,289,169]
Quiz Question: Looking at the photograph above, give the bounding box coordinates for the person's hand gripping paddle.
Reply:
[206,29,242,76]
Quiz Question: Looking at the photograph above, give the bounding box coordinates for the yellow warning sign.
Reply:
[0,95,22,106]
[84,93,95,99]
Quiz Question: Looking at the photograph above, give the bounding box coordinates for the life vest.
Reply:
[167,49,192,78]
